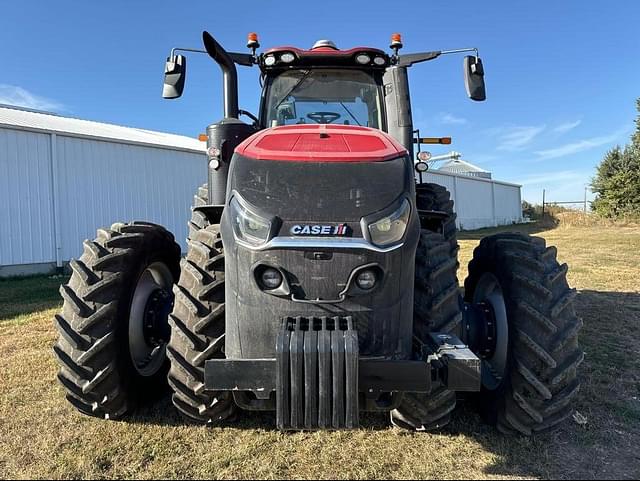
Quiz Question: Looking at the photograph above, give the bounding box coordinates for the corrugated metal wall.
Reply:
[54,136,204,262]
[421,170,522,230]
[0,128,56,266]
[0,126,205,271]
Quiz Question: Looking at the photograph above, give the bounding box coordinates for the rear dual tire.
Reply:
[464,233,583,434]
[53,222,180,419]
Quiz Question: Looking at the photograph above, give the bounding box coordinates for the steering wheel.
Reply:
[307,111,341,124]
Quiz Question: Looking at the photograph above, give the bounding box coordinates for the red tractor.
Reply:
[54,32,582,433]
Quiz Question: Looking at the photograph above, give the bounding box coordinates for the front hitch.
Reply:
[204,317,481,431]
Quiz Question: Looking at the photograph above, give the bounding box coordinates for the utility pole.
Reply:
[584,186,587,214]
[542,189,546,218]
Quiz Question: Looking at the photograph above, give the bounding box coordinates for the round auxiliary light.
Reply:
[417,151,431,162]
[356,269,377,290]
[280,52,295,63]
[261,268,283,290]
[209,158,221,170]
[415,161,429,173]
[355,54,371,65]
[264,55,277,66]
[373,56,386,66]
[207,146,220,158]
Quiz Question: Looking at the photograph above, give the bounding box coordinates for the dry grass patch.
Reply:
[1,224,639,479]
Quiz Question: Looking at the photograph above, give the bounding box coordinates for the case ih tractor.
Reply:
[53,32,582,433]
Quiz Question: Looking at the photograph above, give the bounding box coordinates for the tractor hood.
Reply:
[235,124,407,163]
[227,125,413,224]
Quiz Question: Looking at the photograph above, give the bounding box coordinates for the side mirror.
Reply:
[162,54,186,99]
[464,56,486,101]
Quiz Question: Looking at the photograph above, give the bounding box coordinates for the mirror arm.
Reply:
[396,51,442,67]
[230,53,257,67]
[397,47,480,67]
[440,47,479,57]
[170,47,206,58]
[169,47,256,67]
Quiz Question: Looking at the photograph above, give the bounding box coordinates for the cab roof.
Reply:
[259,44,390,71]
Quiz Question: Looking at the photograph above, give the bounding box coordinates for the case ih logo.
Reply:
[290,224,349,236]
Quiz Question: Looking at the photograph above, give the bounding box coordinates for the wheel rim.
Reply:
[472,272,509,391]
[129,262,174,377]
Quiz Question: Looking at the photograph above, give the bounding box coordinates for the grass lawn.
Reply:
[1,223,639,479]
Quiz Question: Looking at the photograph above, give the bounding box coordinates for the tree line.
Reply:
[591,98,640,218]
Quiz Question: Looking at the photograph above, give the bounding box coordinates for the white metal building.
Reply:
[421,168,522,231]
[0,105,206,276]
[0,105,522,276]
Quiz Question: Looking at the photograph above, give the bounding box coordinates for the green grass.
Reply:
[1,223,639,479]
[0,275,68,326]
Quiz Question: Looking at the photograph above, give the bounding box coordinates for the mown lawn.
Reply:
[1,223,639,479]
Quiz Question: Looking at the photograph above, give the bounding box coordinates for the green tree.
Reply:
[591,99,640,218]
[522,200,535,218]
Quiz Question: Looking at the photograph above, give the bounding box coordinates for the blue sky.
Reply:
[1,1,638,203]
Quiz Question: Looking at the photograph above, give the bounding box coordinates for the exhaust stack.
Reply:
[203,31,239,119]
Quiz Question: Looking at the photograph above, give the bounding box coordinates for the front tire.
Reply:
[416,183,458,258]
[53,222,181,419]
[464,233,583,435]
[390,231,463,430]
[188,184,210,240]
[167,222,236,423]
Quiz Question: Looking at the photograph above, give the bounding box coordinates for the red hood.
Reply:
[235,125,408,162]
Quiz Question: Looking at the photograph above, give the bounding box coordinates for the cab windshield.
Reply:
[263,69,383,128]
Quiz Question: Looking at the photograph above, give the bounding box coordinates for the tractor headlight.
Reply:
[367,199,411,247]
[230,196,272,246]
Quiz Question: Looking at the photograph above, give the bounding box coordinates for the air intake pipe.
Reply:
[203,31,239,119]
[201,32,256,206]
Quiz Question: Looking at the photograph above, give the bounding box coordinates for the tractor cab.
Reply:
[258,41,389,129]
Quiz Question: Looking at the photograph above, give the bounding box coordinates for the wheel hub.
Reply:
[464,272,509,391]
[129,262,174,377]
[465,302,497,360]
[142,288,173,347]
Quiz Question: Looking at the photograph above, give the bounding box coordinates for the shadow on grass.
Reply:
[0,275,67,322]
[129,395,391,431]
